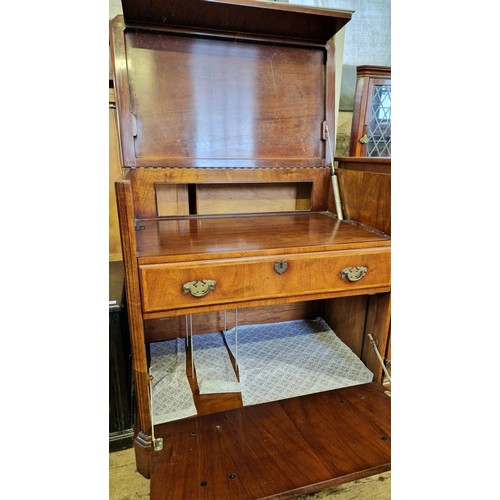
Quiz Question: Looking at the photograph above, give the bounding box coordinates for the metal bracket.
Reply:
[134,221,145,231]
[148,371,164,452]
[153,437,164,451]
[368,333,392,389]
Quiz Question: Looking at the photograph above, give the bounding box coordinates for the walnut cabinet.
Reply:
[110,1,391,497]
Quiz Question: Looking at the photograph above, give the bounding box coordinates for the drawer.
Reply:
[139,249,390,313]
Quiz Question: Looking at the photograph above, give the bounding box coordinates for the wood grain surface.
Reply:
[150,383,390,499]
[135,212,390,263]
[110,448,390,500]
[120,0,352,45]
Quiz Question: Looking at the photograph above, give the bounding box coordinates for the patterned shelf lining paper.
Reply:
[192,332,241,394]
[149,317,373,423]
[149,338,197,425]
[223,318,373,406]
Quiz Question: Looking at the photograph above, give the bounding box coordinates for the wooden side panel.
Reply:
[348,75,367,157]
[109,89,123,261]
[336,168,391,235]
[322,295,368,359]
[362,293,391,382]
[323,293,391,384]
[325,39,336,164]
[115,179,152,477]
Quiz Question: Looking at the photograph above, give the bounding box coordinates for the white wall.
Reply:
[109,0,390,67]
[289,0,391,67]
[109,0,123,19]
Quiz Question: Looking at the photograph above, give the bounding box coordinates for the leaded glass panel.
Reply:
[367,84,391,157]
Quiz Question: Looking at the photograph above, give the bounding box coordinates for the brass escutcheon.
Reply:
[340,266,368,282]
[183,279,216,297]
[274,260,288,274]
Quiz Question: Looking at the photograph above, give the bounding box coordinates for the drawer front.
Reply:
[140,249,390,313]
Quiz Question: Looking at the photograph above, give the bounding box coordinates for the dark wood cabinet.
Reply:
[109,261,134,451]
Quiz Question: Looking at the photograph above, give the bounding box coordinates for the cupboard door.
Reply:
[349,66,391,158]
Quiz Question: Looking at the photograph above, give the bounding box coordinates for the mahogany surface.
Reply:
[121,0,352,45]
[335,170,391,235]
[110,14,340,168]
[335,156,391,174]
[116,181,151,440]
[125,34,325,164]
[140,250,390,316]
[136,212,390,263]
[150,383,390,500]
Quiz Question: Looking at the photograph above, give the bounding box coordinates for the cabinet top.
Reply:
[120,0,352,44]
[110,1,352,168]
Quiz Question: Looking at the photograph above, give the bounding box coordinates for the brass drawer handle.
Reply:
[182,280,216,297]
[340,266,368,282]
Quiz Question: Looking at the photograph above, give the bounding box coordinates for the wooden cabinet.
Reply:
[349,66,391,157]
[110,1,391,497]
[109,261,133,450]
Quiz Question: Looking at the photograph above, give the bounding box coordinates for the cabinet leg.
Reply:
[134,431,152,479]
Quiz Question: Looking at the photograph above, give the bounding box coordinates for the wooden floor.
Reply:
[109,448,390,499]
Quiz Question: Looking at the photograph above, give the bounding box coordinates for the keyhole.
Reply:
[274,260,288,275]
